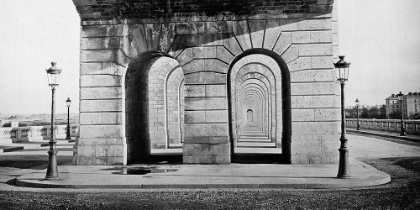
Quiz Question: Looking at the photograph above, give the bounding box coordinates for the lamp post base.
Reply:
[45,141,59,180]
[337,140,351,179]
[66,125,71,140]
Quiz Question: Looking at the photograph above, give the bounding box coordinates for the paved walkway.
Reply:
[3,129,420,190]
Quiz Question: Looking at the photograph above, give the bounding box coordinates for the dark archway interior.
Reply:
[125,51,182,164]
[228,49,291,164]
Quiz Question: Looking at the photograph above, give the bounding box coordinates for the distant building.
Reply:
[386,92,420,118]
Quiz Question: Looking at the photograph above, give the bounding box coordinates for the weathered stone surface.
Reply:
[185,85,205,97]
[291,82,336,95]
[185,98,226,110]
[80,62,124,75]
[205,110,228,123]
[184,72,226,85]
[184,123,228,137]
[291,134,338,164]
[290,69,335,82]
[80,87,122,99]
[292,122,339,135]
[314,108,340,121]
[205,85,226,97]
[80,99,122,112]
[80,112,123,125]
[299,44,332,56]
[80,125,123,138]
[184,111,206,123]
[291,95,337,108]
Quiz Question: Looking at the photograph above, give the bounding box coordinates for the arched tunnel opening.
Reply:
[228,50,291,164]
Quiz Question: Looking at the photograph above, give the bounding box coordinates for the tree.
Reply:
[360,106,369,118]
[378,104,387,119]
[389,111,402,119]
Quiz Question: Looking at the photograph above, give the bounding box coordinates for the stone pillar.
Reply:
[183,71,230,164]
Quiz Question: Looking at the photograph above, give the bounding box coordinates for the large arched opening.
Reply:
[125,51,184,164]
[228,49,291,164]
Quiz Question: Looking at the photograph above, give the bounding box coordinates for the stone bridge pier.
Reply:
[73,0,340,165]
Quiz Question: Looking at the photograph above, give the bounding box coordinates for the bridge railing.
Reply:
[346,119,420,135]
[0,125,79,144]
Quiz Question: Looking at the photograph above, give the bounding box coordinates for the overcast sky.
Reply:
[0,0,419,115]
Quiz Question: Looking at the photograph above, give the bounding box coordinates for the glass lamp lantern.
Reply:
[46,62,62,86]
[334,55,351,83]
[66,97,71,107]
[355,98,359,106]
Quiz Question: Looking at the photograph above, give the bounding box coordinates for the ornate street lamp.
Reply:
[397,91,406,136]
[356,98,360,130]
[45,62,61,180]
[66,97,72,140]
[334,55,351,179]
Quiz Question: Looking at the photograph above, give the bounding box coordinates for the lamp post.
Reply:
[356,98,360,130]
[66,97,71,140]
[397,91,406,136]
[334,55,351,179]
[45,62,61,180]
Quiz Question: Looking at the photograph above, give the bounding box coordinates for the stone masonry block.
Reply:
[287,57,312,71]
[292,122,339,135]
[80,112,122,125]
[297,19,332,30]
[184,111,206,123]
[80,125,123,138]
[281,45,299,63]
[182,59,204,74]
[292,109,315,122]
[81,37,120,50]
[205,85,226,97]
[96,144,125,157]
[80,62,124,75]
[216,46,234,64]
[291,95,337,108]
[248,20,266,48]
[80,99,122,112]
[311,56,334,69]
[185,85,205,97]
[192,47,217,59]
[273,32,292,56]
[80,87,122,99]
[223,36,243,56]
[78,137,125,146]
[233,20,252,51]
[290,70,335,82]
[314,109,340,121]
[205,110,228,123]
[81,25,124,37]
[291,31,310,44]
[299,44,332,56]
[184,72,226,85]
[184,123,228,137]
[291,134,338,164]
[184,97,226,110]
[204,59,228,73]
[291,82,336,95]
[80,75,122,87]
[81,50,117,62]
[310,31,333,43]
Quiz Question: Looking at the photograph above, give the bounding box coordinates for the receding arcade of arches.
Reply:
[228,50,291,163]
[125,51,184,164]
